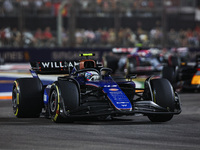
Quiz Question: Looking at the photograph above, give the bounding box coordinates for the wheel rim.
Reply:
[12,86,18,113]
[50,90,57,113]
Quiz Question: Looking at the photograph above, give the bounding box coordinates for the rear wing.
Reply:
[30,61,79,74]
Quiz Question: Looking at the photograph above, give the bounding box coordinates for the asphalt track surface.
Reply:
[0,93,200,150]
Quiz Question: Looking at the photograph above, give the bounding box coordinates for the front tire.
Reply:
[12,78,43,118]
[147,78,175,122]
[49,80,80,123]
[162,66,176,84]
[148,114,173,122]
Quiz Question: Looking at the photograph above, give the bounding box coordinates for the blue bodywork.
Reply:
[84,79,133,111]
[31,69,135,112]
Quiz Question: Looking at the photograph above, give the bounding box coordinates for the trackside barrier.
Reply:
[0,48,111,63]
[0,47,200,63]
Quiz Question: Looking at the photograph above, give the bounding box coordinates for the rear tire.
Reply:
[162,66,176,84]
[103,55,118,74]
[168,56,181,66]
[12,78,43,118]
[147,78,175,122]
[49,80,80,123]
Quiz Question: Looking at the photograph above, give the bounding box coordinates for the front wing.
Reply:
[55,95,181,118]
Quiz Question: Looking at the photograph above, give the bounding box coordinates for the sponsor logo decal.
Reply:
[104,85,117,87]
[109,88,119,91]
[40,61,79,69]
[43,94,47,102]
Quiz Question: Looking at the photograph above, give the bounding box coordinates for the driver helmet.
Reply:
[85,71,99,81]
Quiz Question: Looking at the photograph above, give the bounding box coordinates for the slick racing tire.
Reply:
[168,56,181,67]
[103,55,118,74]
[147,78,175,122]
[12,78,43,118]
[162,66,176,84]
[49,80,80,123]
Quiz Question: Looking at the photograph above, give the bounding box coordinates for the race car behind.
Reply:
[162,54,200,92]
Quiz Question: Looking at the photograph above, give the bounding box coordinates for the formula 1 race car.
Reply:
[124,48,164,75]
[12,53,181,123]
[110,47,188,76]
[162,55,200,92]
[107,47,165,76]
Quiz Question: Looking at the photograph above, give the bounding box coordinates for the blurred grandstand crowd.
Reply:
[0,0,199,48]
[1,25,200,48]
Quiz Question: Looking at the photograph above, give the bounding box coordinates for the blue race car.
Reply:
[12,53,181,123]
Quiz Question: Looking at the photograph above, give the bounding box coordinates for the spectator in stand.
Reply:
[23,28,35,47]
[124,28,135,46]
[129,31,137,46]
[34,28,44,39]
[3,0,14,16]
[117,28,124,45]
[75,29,84,47]
[186,28,199,47]
[107,28,115,46]
[94,28,102,46]
[178,29,188,47]
[186,28,195,47]
[102,1,110,12]
[43,27,55,47]
[34,28,44,47]
[33,0,43,15]
[195,24,200,34]
[168,28,178,47]
[101,29,109,45]
[150,26,162,47]
[43,0,53,16]
[20,0,31,15]
[1,27,12,46]
[141,0,148,8]
[84,29,95,45]
[148,0,154,9]
[195,24,200,45]
[12,27,21,47]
